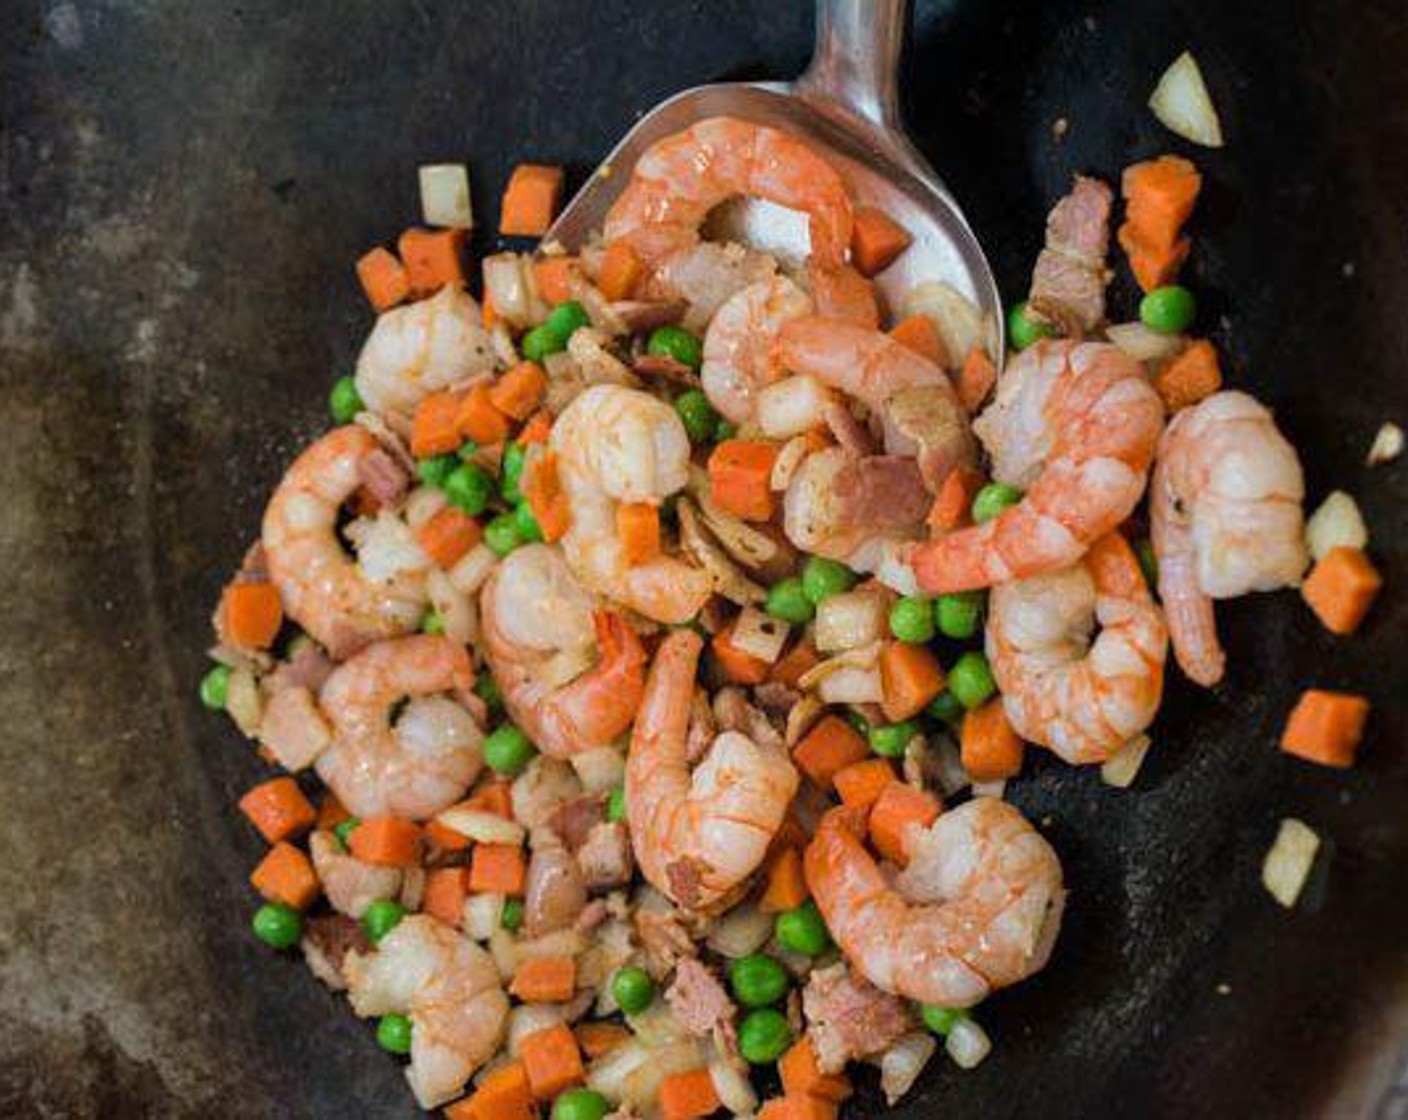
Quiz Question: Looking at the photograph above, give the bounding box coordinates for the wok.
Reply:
[1,1,1404,1117]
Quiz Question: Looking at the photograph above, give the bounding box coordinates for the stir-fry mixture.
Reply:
[203,98,1385,1119]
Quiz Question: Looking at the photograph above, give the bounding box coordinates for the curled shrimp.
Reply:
[262,426,427,659]
[316,635,484,820]
[911,340,1165,593]
[701,275,814,423]
[551,384,712,624]
[626,630,799,914]
[604,116,853,273]
[346,915,509,1109]
[1150,390,1307,687]
[804,798,1065,1008]
[986,533,1167,764]
[480,543,646,758]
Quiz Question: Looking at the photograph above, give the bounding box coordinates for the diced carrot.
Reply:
[1120,155,1202,253]
[221,582,284,650]
[533,256,578,305]
[446,1060,533,1120]
[523,451,572,543]
[1153,339,1222,412]
[517,410,553,446]
[398,227,466,298]
[1123,237,1191,294]
[1280,689,1370,768]
[1301,546,1382,636]
[415,506,482,569]
[659,1068,721,1120]
[489,361,548,422]
[792,715,870,790]
[711,622,771,685]
[576,1021,631,1060]
[808,262,880,328]
[465,779,515,819]
[469,843,527,895]
[316,792,350,830]
[423,817,471,854]
[757,1095,838,1120]
[411,390,465,458]
[770,637,820,688]
[850,206,913,277]
[347,816,422,867]
[879,641,946,722]
[511,956,578,1003]
[422,867,470,927]
[779,1037,853,1103]
[617,502,661,566]
[249,841,319,909]
[758,847,808,913]
[518,1023,585,1100]
[869,782,941,865]
[456,383,512,446]
[707,439,779,521]
[500,164,564,237]
[238,777,316,843]
[927,466,984,533]
[355,247,409,312]
[957,346,997,415]
[960,699,1025,781]
[833,758,897,811]
[597,241,642,301]
[887,314,947,366]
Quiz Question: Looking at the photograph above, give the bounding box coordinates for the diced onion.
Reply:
[398,866,425,911]
[945,1016,992,1069]
[489,321,519,367]
[1305,490,1368,560]
[931,736,971,797]
[879,1032,938,1105]
[483,252,546,329]
[729,606,790,664]
[620,1044,705,1108]
[403,485,448,530]
[587,1038,651,1104]
[226,667,262,736]
[678,499,766,605]
[698,491,779,569]
[488,926,519,980]
[706,903,775,959]
[1106,321,1185,363]
[873,543,920,596]
[1100,734,1152,789]
[1367,421,1404,467]
[1262,817,1321,908]
[1149,50,1225,149]
[818,665,884,705]
[418,163,473,229]
[435,807,526,846]
[902,281,990,369]
[515,928,587,962]
[461,892,505,941]
[815,588,890,652]
[770,434,811,491]
[757,375,834,438]
[571,745,626,793]
[348,511,431,581]
[709,1056,759,1115]
[970,779,1006,800]
[448,543,499,595]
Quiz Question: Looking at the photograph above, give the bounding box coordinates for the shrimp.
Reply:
[262,426,427,659]
[603,116,853,273]
[804,798,1065,1008]
[346,915,509,1109]
[626,630,799,914]
[911,340,1165,593]
[986,533,1167,764]
[551,385,713,624]
[775,316,975,489]
[308,830,402,919]
[480,544,646,758]
[316,635,484,820]
[701,276,814,423]
[353,284,496,421]
[1150,390,1307,687]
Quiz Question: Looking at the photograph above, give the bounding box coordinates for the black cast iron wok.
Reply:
[1,1,1405,1116]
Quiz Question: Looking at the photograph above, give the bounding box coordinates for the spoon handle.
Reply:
[795,0,906,133]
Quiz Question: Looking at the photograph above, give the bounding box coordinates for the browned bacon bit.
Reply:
[357,446,410,506]
[548,793,607,851]
[712,687,783,750]
[823,400,875,456]
[754,680,801,717]
[666,958,736,1037]
[577,821,634,892]
[1028,175,1113,335]
[635,906,697,978]
[612,298,687,335]
[803,963,916,1074]
[632,353,700,387]
[301,914,372,990]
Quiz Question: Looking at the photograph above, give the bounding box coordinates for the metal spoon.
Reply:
[545,0,1002,353]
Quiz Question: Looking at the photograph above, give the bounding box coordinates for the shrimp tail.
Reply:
[1158,550,1226,686]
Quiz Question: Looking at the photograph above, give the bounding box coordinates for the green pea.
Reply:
[521,324,563,363]
[869,720,920,758]
[971,482,1023,524]
[484,723,535,774]
[775,899,831,956]
[545,300,591,342]
[251,902,302,950]
[457,439,480,460]
[1007,300,1055,351]
[737,1007,793,1064]
[920,1004,967,1036]
[362,899,406,945]
[329,376,364,424]
[935,591,985,640]
[889,596,935,644]
[1136,538,1159,588]
[766,577,815,624]
[606,786,626,823]
[552,1088,610,1120]
[925,691,965,726]
[512,500,544,544]
[500,898,524,931]
[444,462,495,515]
[333,816,361,851]
[484,511,525,557]
[1139,285,1196,335]
[421,610,446,635]
[500,442,527,503]
[674,388,720,443]
[801,556,857,604]
[612,966,655,1014]
[473,673,503,714]
[714,419,739,442]
[647,325,704,369]
[949,651,996,710]
[417,453,459,488]
[376,1013,413,1054]
[729,954,790,1009]
[199,664,231,710]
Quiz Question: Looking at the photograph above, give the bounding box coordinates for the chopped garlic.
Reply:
[1305,490,1368,561]
[418,163,473,229]
[1262,818,1321,908]
[1367,422,1404,467]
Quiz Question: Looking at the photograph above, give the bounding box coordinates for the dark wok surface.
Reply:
[2,1,1405,1116]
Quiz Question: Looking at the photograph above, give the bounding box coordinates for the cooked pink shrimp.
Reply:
[603,116,853,272]
[550,385,712,624]
[987,533,1167,763]
[805,799,1065,1008]
[912,340,1164,593]
[626,630,799,914]
[1150,390,1307,687]
[480,543,646,758]
[346,915,509,1109]
[316,635,484,820]
[701,275,814,423]
[262,426,427,659]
